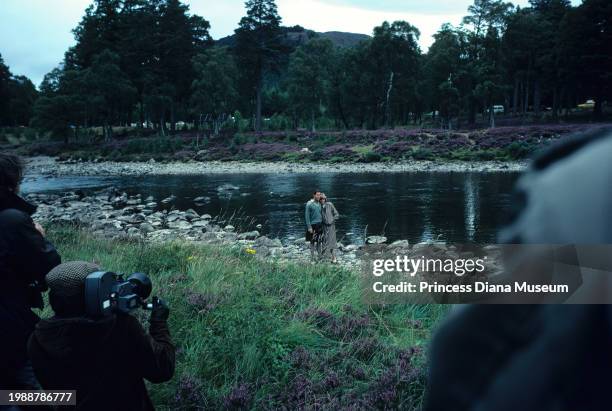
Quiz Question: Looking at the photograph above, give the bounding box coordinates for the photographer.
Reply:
[28,262,175,411]
[0,154,61,390]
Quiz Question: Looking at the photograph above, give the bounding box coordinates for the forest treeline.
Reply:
[0,0,610,138]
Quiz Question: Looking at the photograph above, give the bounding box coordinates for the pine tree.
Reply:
[234,0,283,132]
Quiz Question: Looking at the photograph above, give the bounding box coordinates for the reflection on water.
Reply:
[464,174,479,242]
[22,172,520,244]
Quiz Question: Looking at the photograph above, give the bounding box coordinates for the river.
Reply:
[22,171,521,244]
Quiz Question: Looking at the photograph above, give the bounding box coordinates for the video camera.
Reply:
[84,271,153,317]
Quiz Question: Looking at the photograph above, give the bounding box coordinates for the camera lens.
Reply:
[127,272,152,299]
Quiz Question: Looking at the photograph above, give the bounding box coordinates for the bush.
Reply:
[232,133,247,146]
[504,141,532,160]
[362,152,382,163]
[411,147,434,160]
[281,151,310,162]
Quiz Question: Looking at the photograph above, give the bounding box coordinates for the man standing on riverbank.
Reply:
[305,190,323,259]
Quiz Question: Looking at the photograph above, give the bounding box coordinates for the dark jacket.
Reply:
[0,189,61,379]
[28,313,175,411]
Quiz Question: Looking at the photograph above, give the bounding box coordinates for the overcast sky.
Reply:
[0,0,580,87]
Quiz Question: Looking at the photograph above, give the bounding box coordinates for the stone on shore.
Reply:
[366,235,387,244]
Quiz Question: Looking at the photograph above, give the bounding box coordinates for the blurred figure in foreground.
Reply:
[425,127,612,411]
[0,154,61,391]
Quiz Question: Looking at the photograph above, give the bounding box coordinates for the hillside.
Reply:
[216,26,370,48]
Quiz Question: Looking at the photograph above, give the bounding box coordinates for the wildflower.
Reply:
[245,247,256,255]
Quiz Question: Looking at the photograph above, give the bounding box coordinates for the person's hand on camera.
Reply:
[308,228,313,233]
[150,296,170,322]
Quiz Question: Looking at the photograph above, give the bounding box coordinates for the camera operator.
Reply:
[0,154,61,390]
[27,261,175,411]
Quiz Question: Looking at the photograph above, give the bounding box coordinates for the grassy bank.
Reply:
[45,225,447,410]
[7,123,606,164]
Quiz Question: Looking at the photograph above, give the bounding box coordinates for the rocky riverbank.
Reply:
[26,156,527,177]
[30,188,497,271]
[29,187,512,282]
[28,189,366,268]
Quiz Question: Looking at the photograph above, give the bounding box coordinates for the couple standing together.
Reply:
[305,190,340,263]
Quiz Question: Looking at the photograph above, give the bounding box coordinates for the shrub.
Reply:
[504,141,533,159]
[362,152,382,163]
[232,133,247,146]
[411,147,434,160]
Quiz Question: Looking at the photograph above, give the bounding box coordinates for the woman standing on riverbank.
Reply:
[320,193,340,263]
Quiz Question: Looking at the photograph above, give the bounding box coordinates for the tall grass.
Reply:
[46,225,448,410]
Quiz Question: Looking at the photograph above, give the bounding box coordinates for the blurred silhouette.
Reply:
[425,127,612,411]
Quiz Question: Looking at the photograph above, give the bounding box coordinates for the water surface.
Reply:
[22,172,521,244]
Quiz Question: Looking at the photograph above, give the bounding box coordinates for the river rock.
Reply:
[166,214,180,222]
[191,220,209,228]
[224,225,235,232]
[184,209,199,220]
[366,236,387,244]
[201,232,219,243]
[167,220,192,230]
[342,244,360,252]
[220,232,237,242]
[161,195,176,204]
[254,245,270,257]
[193,196,210,204]
[112,194,128,208]
[140,223,155,234]
[389,240,410,248]
[255,236,282,248]
[237,231,259,240]
[217,183,239,192]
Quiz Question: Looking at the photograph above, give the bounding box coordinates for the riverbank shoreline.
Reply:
[28,188,364,269]
[26,156,527,177]
[28,188,506,274]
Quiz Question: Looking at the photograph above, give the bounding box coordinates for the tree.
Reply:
[66,0,211,133]
[462,0,513,125]
[81,50,137,139]
[564,0,612,119]
[154,0,212,131]
[423,24,463,124]
[438,80,460,129]
[32,65,85,141]
[234,0,283,132]
[370,21,421,127]
[8,76,38,126]
[191,47,239,134]
[287,38,333,131]
[0,54,38,127]
[0,54,13,126]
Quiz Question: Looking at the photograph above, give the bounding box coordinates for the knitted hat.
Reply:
[46,261,101,297]
[47,262,101,316]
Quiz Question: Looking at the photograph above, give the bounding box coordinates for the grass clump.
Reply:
[45,225,447,410]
